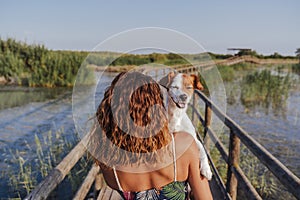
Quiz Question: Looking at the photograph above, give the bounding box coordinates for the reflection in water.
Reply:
[240,68,291,118]
[0,87,70,110]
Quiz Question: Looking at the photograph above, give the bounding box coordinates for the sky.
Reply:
[1,0,300,55]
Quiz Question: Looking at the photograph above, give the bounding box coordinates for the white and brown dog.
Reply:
[159,71,212,180]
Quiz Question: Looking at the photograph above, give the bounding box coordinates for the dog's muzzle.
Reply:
[169,90,187,109]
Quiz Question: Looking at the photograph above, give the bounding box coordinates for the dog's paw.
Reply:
[200,164,213,180]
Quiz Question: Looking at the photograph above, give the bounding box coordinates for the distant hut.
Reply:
[227,48,252,56]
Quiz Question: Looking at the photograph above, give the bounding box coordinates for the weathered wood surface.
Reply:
[226,131,241,200]
[97,186,121,200]
[74,164,100,200]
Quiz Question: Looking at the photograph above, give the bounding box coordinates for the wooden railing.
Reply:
[190,90,300,200]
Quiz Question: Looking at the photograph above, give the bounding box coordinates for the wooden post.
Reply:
[191,93,195,124]
[204,104,212,153]
[226,130,241,200]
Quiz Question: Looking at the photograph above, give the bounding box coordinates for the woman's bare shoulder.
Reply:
[174,131,194,142]
[173,132,199,156]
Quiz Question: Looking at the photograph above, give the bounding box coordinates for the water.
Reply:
[0,67,299,199]
[0,87,75,198]
[224,67,300,177]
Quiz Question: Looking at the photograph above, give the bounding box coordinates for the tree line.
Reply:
[0,38,298,87]
[0,38,88,87]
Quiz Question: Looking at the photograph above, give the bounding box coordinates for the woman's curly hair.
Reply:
[92,71,171,167]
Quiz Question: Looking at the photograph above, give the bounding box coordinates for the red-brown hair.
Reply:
[92,71,171,167]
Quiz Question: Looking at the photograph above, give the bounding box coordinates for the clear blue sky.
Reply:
[1,0,299,55]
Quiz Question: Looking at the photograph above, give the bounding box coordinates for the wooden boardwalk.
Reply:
[25,66,300,200]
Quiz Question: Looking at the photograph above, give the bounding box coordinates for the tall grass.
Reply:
[292,63,300,75]
[206,129,295,199]
[2,129,92,199]
[0,38,88,87]
[217,63,257,82]
[240,68,291,117]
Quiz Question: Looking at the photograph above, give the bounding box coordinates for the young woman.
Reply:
[91,71,213,200]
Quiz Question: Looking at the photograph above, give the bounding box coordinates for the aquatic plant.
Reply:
[2,129,92,199]
[292,63,300,75]
[240,68,292,117]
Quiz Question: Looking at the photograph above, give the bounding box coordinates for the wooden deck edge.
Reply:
[74,164,100,200]
[97,186,121,200]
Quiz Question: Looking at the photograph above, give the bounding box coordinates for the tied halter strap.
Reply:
[112,134,177,192]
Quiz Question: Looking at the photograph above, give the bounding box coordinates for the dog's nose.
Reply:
[179,94,188,101]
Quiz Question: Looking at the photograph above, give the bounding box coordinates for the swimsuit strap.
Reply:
[171,133,177,182]
[113,166,123,192]
[112,135,177,192]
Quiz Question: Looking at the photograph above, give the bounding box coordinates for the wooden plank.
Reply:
[97,186,121,200]
[194,90,300,199]
[73,164,100,200]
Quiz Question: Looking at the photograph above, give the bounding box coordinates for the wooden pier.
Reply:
[25,65,300,200]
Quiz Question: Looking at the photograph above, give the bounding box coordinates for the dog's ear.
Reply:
[190,74,204,90]
[159,71,176,88]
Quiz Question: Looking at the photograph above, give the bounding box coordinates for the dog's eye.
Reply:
[171,86,179,89]
[186,86,193,90]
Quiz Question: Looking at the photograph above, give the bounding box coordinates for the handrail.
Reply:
[191,104,262,199]
[193,90,300,199]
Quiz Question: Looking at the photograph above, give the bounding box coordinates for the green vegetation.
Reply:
[0,38,88,87]
[0,87,69,110]
[295,48,300,62]
[240,68,291,117]
[292,63,300,75]
[217,63,257,82]
[234,49,295,59]
[2,129,92,199]
[87,52,188,66]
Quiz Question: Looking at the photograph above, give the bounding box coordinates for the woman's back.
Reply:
[100,132,196,199]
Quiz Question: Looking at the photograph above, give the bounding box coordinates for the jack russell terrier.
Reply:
[159,71,212,180]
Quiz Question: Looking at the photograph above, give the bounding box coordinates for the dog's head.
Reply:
[159,71,203,109]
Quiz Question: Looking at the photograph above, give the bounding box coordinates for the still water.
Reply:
[0,67,299,198]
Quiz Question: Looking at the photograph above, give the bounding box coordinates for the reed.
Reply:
[217,63,257,82]
[2,129,92,199]
[292,63,300,75]
[240,67,291,117]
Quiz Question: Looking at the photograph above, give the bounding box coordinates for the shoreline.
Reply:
[1,58,298,88]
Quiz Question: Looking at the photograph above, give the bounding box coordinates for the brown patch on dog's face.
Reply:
[190,74,204,91]
[181,74,202,98]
